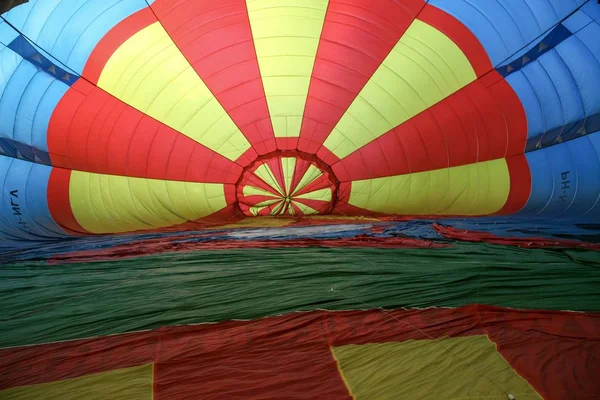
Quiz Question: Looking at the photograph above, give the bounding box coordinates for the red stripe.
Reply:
[47,80,243,184]
[3,306,598,398]
[331,74,528,182]
[83,8,156,84]
[496,154,532,215]
[419,4,493,77]
[151,0,276,157]
[297,0,425,155]
[47,168,87,235]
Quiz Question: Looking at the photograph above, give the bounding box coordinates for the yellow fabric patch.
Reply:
[247,0,329,137]
[97,22,250,160]
[348,159,510,216]
[332,336,541,400]
[69,171,227,234]
[324,19,476,159]
[0,364,153,400]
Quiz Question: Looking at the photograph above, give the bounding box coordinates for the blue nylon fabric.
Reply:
[0,155,67,240]
[504,10,600,150]
[520,131,600,220]
[2,0,149,74]
[429,0,587,66]
[0,40,69,156]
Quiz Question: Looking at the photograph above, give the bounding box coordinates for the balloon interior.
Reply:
[1,1,599,399]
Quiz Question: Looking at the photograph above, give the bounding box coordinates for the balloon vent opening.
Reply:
[236,151,338,217]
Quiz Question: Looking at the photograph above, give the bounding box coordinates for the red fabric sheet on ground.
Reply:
[1,305,599,399]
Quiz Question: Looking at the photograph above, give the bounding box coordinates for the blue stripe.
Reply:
[7,35,78,85]
[0,42,70,156]
[496,24,572,77]
[521,131,600,221]
[504,13,600,151]
[0,155,67,240]
[2,0,149,75]
[429,0,586,67]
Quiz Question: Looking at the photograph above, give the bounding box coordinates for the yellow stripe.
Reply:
[281,157,297,194]
[247,0,328,137]
[271,200,285,215]
[0,364,153,400]
[324,19,476,159]
[348,159,510,216]
[293,201,319,215]
[295,187,332,202]
[292,164,323,195]
[254,164,284,195]
[243,185,280,198]
[69,171,227,234]
[97,22,250,160]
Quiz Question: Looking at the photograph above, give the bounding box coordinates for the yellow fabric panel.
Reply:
[247,0,328,137]
[324,19,477,159]
[295,188,332,202]
[282,157,296,194]
[292,164,323,195]
[332,336,541,400]
[253,164,284,195]
[243,185,280,198]
[0,364,153,400]
[69,171,227,234]
[97,22,250,160]
[294,201,318,215]
[348,159,510,216]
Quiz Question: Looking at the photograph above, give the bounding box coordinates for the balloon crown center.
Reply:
[235,151,338,217]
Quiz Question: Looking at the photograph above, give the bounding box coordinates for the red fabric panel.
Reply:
[0,331,156,388]
[297,0,426,154]
[151,0,277,156]
[47,80,242,184]
[433,223,600,250]
[275,137,300,151]
[482,308,600,399]
[83,8,156,84]
[49,236,447,264]
[3,306,598,399]
[497,154,532,215]
[154,346,351,400]
[46,168,87,235]
[331,75,528,182]
[419,4,493,77]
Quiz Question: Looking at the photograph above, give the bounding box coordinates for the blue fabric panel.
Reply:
[3,0,149,74]
[0,20,19,44]
[521,131,600,221]
[429,0,585,66]
[504,13,600,151]
[0,43,69,158]
[0,155,67,240]
[563,9,593,33]
[556,29,600,116]
[582,1,600,21]
[574,13,600,65]
[8,35,78,85]
[509,61,563,145]
[505,71,544,139]
[580,133,600,220]
[496,24,572,77]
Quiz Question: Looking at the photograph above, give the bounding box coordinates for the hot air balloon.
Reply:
[1,1,599,399]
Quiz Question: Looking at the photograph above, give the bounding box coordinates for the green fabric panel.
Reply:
[1,244,599,348]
